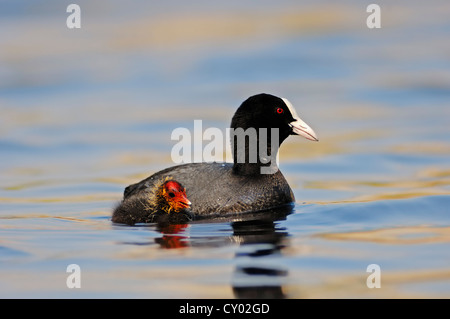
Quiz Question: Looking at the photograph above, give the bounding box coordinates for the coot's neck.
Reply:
[232,162,277,175]
[230,127,287,176]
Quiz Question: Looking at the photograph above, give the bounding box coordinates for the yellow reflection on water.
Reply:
[112,6,356,51]
[318,225,450,245]
[392,142,450,155]
[285,268,450,299]
[0,193,117,204]
[305,166,450,203]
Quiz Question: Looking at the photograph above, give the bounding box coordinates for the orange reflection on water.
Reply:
[155,223,190,249]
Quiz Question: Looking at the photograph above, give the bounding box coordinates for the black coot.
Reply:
[120,93,318,218]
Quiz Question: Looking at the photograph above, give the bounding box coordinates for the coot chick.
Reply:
[123,93,318,217]
[112,178,192,225]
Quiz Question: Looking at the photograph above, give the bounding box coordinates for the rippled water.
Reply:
[1,0,450,298]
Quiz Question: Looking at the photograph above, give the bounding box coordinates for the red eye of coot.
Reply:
[276,108,284,114]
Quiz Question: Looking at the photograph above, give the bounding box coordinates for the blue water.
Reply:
[1,0,450,298]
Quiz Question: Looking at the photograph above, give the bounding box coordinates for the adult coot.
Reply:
[121,93,318,218]
[112,178,192,225]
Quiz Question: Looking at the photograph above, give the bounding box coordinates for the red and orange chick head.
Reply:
[161,180,191,213]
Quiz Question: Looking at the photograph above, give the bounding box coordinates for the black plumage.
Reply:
[119,93,318,219]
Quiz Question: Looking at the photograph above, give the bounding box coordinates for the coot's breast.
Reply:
[124,163,295,217]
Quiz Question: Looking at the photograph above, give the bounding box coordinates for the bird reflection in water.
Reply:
[231,206,292,299]
[153,204,293,298]
[154,223,190,249]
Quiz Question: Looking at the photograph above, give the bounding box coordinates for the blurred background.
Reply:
[1,0,449,298]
